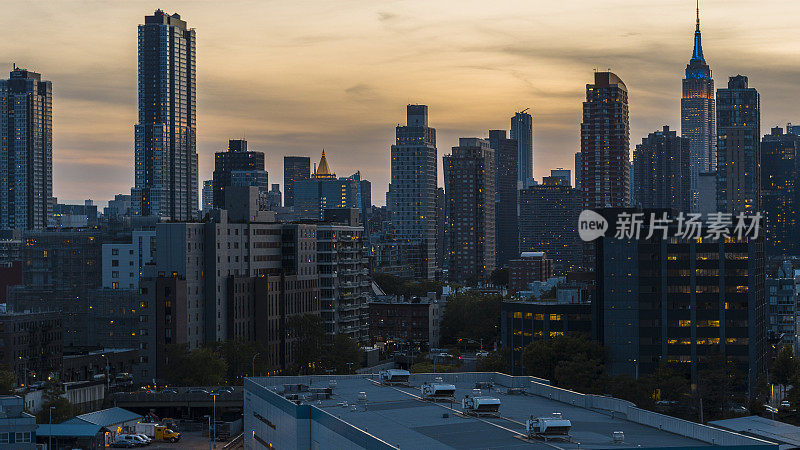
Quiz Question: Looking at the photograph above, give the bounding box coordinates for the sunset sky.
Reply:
[3,0,800,205]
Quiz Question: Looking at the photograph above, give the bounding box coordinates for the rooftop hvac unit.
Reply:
[421,382,456,400]
[283,383,309,393]
[328,380,338,389]
[612,431,624,443]
[461,395,501,417]
[526,413,572,441]
[358,392,367,403]
[379,369,410,385]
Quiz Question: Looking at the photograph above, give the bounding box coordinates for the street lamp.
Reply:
[210,393,219,449]
[49,405,55,450]
[251,353,260,377]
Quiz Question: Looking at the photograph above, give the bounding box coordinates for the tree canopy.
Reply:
[440,293,501,346]
[163,344,228,386]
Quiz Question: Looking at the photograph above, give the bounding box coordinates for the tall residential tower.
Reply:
[511,110,533,187]
[132,10,198,220]
[681,5,715,211]
[388,105,438,279]
[579,72,630,208]
[0,68,52,229]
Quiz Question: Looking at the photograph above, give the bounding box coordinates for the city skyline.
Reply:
[4,1,800,205]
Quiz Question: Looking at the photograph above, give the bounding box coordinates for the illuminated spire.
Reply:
[314,149,335,178]
[692,0,705,62]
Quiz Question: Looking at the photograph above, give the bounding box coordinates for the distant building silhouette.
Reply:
[632,126,690,212]
[444,138,495,282]
[580,72,630,208]
[511,110,533,186]
[489,130,518,267]
[388,105,438,279]
[132,10,198,220]
[681,5,715,211]
[0,67,52,229]
[716,75,760,213]
[283,156,310,207]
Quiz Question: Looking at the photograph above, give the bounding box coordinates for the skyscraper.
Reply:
[283,156,310,208]
[716,75,760,214]
[574,152,582,191]
[489,130,518,267]
[518,177,581,274]
[132,10,198,221]
[388,105,438,279]
[761,126,800,256]
[443,138,495,282]
[0,67,52,229]
[580,72,630,208]
[212,139,266,209]
[632,126,690,212]
[681,5,715,212]
[202,180,213,214]
[511,110,533,186]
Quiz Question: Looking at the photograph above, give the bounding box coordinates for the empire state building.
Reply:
[681,4,715,212]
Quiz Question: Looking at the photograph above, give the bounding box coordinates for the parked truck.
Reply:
[134,423,181,442]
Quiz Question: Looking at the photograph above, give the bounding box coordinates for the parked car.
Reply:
[187,388,209,394]
[781,400,791,408]
[160,388,179,394]
[213,387,234,394]
[134,433,152,444]
[476,351,489,357]
[114,434,145,447]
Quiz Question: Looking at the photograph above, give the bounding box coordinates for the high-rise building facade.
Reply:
[489,130,519,267]
[716,75,760,214]
[132,10,198,221]
[518,177,582,274]
[511,110,533,186]
[574,152,582,191]
[202,180,213,214]
[283,156,310,208]
[681,7,715,211]
[580,72,630,208]
[632,126,691,212]
[213,139,266,210]
[388,105,437,279]
[761,126,800,256]
[0,68,52,230]
[595,209,766,386]
[443,138,495,282]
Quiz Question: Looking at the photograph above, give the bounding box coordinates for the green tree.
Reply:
[521,333,606,383]
[646,363,690,402]
[324,335,362,374]
[553,353,605,393]
[215,339,271,383]
[36,380,75,424]
[696,354,743,421]
[285,314,326,374]
[36,397,75,424]
[0,365,14,395]
[489,268,509,287]
[440,293,501,346]
[476,350,508,373]
[607,374,652,406]
[162,344,228,386]
[771,345,797,386]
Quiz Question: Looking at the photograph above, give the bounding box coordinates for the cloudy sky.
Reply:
[3,0,799,205]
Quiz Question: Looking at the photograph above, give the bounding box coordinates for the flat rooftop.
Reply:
[254,374,715,449]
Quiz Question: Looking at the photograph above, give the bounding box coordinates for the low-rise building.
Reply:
[0,310,62,386]
[369,293,442,349]
[0,395,36,448]
[509,252,554,295]
[243,373,775,449]
[501,299,596,375]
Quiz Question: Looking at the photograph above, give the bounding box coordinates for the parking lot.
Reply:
[146,430,224,449]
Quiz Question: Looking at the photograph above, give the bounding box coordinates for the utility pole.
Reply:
[210,393,219,449]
